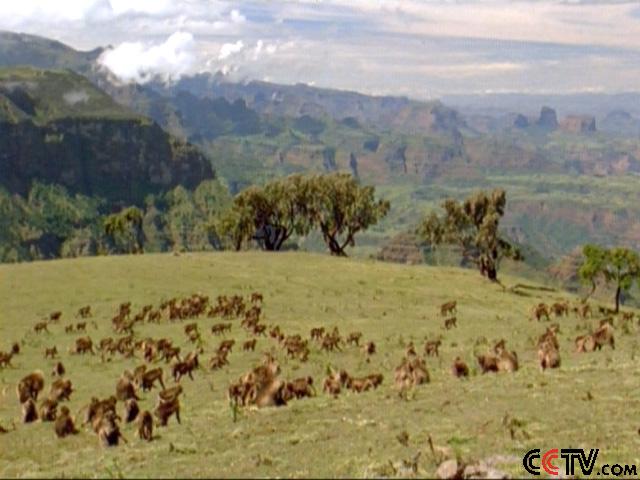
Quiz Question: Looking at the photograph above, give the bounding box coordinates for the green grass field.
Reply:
[1,252,639,478]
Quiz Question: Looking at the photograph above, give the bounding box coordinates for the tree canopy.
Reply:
[220,173,389,256]
[578,244,640,312]
[417,189,521,281]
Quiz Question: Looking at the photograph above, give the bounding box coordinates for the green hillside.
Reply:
[0,252,638,477]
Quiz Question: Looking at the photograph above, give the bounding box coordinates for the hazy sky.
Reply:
[2,0,640,98]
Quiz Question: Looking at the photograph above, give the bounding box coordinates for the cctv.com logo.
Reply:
[523,448,637,477]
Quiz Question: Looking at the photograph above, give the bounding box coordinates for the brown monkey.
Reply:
[97,411,127,447]
[124,399,140,423]
[538,342,561,371]
[33,322,49,334]
[116,376,140,401]
[476,354,499,374]
[323,376,341,397]
[158,385,183,404]
[451,357,469,378]
[39,398,58,421]
[154,398,181,426]
[54,406,78,438]
[51,361,65,377]
[242,339,257,351]
[11,342,20,355]
[49,311,62,322]
[76,322,87,332]
[440,300,457,316]
[287,376,315,399]
[444,317,457,330]
[424,339,441,357]
[138,410,153,441]
[0,351,13,368]
[17,371,45,403]
[365,373,384,389]
[44,346,58,359]
[575,334,596,353]
[22,398,38,423]
[346,332,363,346]
[138,368,165,391]
[362,341,376,355]
[49,379,74,402]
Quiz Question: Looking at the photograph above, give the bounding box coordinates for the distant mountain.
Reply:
[0,67,213,205]
[159,73,467,136]
[0,31,103,73]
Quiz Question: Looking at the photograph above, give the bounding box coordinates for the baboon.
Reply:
[97,411,127,447]
[424,339,441,357]
[593,323,615,350]
[54,406,78,438]
[209,352,229,370]
[39,398,58,421]
[394,356,430,391]
[11,343,20,355]
[184,323,198,336]
[550,301,569,317]
[451,357,469,378]
[497,349,519,372]
[0,351,13,368]
[405,342,417,357]
[172,352,199,382]
[124,399,140,423]
[287,376,315,399]
[323,376,341,397]
[158,385,183,404]
[476,354,499,374]
[72,337,94,355]
[346,332,362,346]
[116,376,140,401]
[22,398,38,423]
[52,361,65,377]
[217,340,235,354]
[50,378,73,402]
[347,376,375,393]
[362,341,376,355]
[310,327,325,341]
[250,292,263,304]
[211,323,232,336]
[76,322,87,332]
[154,398,181,426]
[50,311,62,322]
[17,371,45,403]
[64,325,74,334]
[138,368,165,391]
[76,306,92,319]
[444,317,457,330]
[366,373,384,389]
[243,339,257,351]
[252,324,267,336]
[575,334,596,353]
[538,343,561,371]
[138,410,153,441]
[440,300,457,317]
[34,321,49,334]
[44,346,58,359]
[531,303,550,322]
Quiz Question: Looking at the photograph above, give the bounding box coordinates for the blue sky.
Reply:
[1,1,640,98]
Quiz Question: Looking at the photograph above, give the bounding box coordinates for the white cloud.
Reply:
[230,9,246,24]
[218,40,244,60]
[98,31,196,83]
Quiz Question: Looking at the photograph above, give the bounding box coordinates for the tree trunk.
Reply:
[615,285,621,313]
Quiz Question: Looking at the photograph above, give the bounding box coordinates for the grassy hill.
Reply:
[1,252,638,477]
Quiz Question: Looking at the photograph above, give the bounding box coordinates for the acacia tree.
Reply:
[578,244,640,312]
[219,175,312,251]
[103,206,144,254]
[219,173,389,255]
[417,189,521,281]
[306,173,390,256]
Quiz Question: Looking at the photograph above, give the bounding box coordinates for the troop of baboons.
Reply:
[0,289,634,454]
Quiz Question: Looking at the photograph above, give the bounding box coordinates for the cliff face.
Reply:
[0,67,214,205]
[0,118,213,205]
